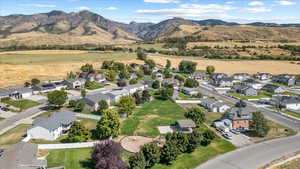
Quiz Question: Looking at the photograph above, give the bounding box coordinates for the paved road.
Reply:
[0,105,46,135]
[196,86,300,169]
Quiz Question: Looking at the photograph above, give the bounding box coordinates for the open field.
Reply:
[148,54,300,74]
[1,50,300,88]
[121,99,186,137]
[1,98,40,110]
[0,124,31,149]
[47,148,93,169]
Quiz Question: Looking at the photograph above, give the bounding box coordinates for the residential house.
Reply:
[27,110,76,141]
[87,73,106,83]
[53,81,68,90]
[153,71,163,81]
[64,78,86,89]
[241,79,264,89]
[200,98,230,113]
[189,72,207,81]
[225,107,252,131]
[209,78,234,87]
[261,84,284,93]
[0,88,33,100]
[210,73,228,79]
[254,73,272,81]
[32,83,56,93]
[124,84,145,94]
[181,87,200,96]
[0,142,47,169]
[272,74,295,86]
[128,73,138,80]
[280,97,300,110]
[105,89,130,102]
[232,73,251,81]
[84,93,111,111]
[162,78,180,88]
[130,63,140,69]
[176,120,196,133]
[232,86,258,96]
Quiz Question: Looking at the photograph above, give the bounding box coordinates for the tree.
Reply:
[96,109,120,139]
[81,63,94,73]
[129,152,146,169]
[117,80,127,87]
[67,71,77,79]
[24,82,31,87]
[47,90,68,107]
[74,100,85,112]
[159,87,174,100]
[141,143,161,168]
[201,130,216,146]
[133,92,143,105]
[250,112,270,137]
[105,70,117,81]
[142,90,151,102]
[137,47,147,60]
[97,100,109,115]
[152,80,160,89]
[185,107,206,126]
[206,65,215,74]
[92,140,127,169]
[184,78,199,88]
[119,70,129,80]
[235,99,247,108]
[84,81,94,89]
[118,96,136,116]
[68,100,77,108]
[174,75,185,82]
[102,60,114,70]
[160,142,179,165]
[81,89,86,98]
[163,69,173,79]
[137,70,144,79]
[165,59,171,69]
[31,78,40,86]
[165,132,189,153]
[129,78,138,85]
[66,121,90,142]
[178,60,197,74]
[145,59,156,69]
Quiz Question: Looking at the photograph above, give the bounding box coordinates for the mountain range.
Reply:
[1,10,300,47]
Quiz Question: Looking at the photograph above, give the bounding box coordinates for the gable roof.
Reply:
[176,120,196,128]
[32,110,76,131]
[0,88,33,97]
[85,93,110,105]
[262,84,281,91]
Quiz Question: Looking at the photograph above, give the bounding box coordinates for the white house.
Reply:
[281,98,300,110]
[27,110,76,141]
[200,98,231,113]
[124,84,145,94]
[181,87,200,96]
[0,88,33,100]
[105,89,130,102]
[64,78,86,89]
[242,79,264,90]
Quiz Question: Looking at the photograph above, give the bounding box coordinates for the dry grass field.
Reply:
[0,50,300,88]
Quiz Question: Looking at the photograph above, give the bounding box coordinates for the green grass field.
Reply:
[0,52,136,65]
[121,99,186,136]
[0,124,31,149]
[1,98,40,110]
[228,92,271,100]
[85,82,105,90]
[47,148,93,169]
[151,138,236,169]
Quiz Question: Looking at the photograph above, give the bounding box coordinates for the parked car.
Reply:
[222,133,232,140]
[230,129,240,135]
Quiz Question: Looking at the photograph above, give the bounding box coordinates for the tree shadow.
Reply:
[79,159,94,169]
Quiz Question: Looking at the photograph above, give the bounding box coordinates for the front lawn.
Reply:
[151,137,236,169]
[85,82,105,90]
[0,124,31,149]
[228,92,271,100]
[121,99,186,136]
[1,98,40,110]
[47,148,93,169]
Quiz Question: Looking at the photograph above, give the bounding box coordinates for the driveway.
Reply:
[228,133,252,147]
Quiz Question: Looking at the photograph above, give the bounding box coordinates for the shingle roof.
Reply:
[177,120,196,128]
[32,110,76,131]
[0,88,33,97]
[85,93,110,105]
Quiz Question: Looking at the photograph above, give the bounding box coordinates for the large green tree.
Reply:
[128,152,146,169]
[178,60,197,74]
[185,107,206,126]
[165,59,171,69]
[97,100,109,115]
[250,112,270,137]
[160,141,179,165]
[206,65,215,74]
[96,109,120,139]
[81,63,94,73]
[140,143,161,168]
[118,96,136,116]
[184,78,199,88]
[47,90,68,107]
[66,121,90,142]
[137,47,148,61]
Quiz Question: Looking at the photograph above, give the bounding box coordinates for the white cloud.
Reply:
[249,1,264,6]
[275,0,296,6]
[226,1,235,5]
[245,7,272,13]
[74,6,90,10]
[144,0,180,3]
[105,7,118,10]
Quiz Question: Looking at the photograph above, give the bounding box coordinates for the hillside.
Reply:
[1,10,300,47]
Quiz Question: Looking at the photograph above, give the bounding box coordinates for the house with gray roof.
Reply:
[272,74,295,86]
[176,120,196,133]
[180,87,200,96]
[124,84,145,94]
[254,73,272,81]
[280,97,300,110]
[105,89,130,102]
[0,142,47,169]
[64,78,86,89]
[261,84,284,93]
[224,107,253,131]
[162,78,180,88]
[200,98,230,113]
[241,79,264,89]
[0,88,33,100]
[232,73,251,81]
[189,72,207,81]
[209,78,233,87]
[232,85,258,96]
[27,110,76,141]
[84,93,111,111]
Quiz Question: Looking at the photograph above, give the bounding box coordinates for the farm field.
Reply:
[1,50,300,88]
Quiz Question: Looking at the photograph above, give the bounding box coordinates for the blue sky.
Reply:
[0,0,299,24]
